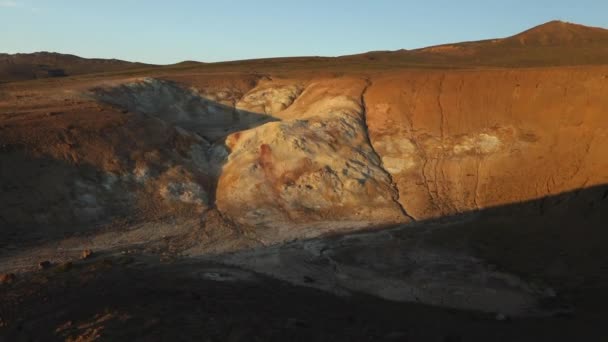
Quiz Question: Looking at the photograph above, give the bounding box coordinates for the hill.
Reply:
[0,51,155,83]
[343,20,608,67]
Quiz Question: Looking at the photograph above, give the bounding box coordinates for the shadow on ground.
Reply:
[0,185,607,341]
[0,252,605,342]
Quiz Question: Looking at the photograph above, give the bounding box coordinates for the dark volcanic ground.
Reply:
[0,252,605,342]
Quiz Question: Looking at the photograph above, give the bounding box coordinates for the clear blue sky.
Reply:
[1,0,607,64]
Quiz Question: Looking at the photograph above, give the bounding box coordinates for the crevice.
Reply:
[437,73,446,140]
[440,159,457,214]
[359,78,416,222]
[429,158,439,212]
[473,158,482,210]
[413,139,436,210]
[434,74,447,214]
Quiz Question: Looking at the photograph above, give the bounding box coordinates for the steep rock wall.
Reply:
[364,67,608,219]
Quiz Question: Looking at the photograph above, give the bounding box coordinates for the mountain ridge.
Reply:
[0,51,156,83]
[2,20,608,83]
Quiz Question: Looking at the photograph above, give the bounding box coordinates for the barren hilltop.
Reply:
[1,21,608,341]
[0,51,154,83]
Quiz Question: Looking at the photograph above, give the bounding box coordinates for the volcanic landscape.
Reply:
[1,20,608,341]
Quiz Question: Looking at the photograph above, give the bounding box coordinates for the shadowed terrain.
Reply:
[1,185,607,341]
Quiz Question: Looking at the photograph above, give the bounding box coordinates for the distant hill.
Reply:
[3,21,608,83]
[341,21,608,67]
[0,52,156,83]
[499,20,608,47]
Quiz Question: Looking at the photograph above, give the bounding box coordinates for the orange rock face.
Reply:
[364,68,608,219]
[216,78,407,234]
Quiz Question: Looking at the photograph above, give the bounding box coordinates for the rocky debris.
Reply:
[285,317,309,329]
[236,82,303,114]
[38,261,52,270]
[159,182,207,206]
[5,257,577,342]
[495,313,508,321]
[385,331,409,340]
[544,288,557,297]
[153,166,210,213]
[81,249,93,260]
[303,276,315,283]
[0,273,15,284]
[117,256,134,265]
[443,335,463,342]
[220,223,549,315]
[55,262,73,273]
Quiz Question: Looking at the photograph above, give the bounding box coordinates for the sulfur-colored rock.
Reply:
[216,78,408,238]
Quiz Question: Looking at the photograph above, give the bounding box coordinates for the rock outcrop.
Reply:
[217,78,407,233]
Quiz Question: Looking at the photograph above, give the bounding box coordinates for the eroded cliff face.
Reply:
[2,67,608,317]
[364,68,608,220]
[216,78,407,234]
[216,68,608,227]
[1,67,607,244]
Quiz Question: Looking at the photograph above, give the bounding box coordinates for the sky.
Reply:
[1,0,607,65]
